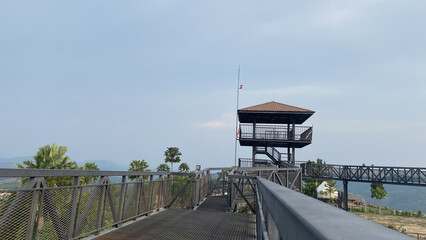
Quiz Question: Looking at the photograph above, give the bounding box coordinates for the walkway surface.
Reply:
[94,196,256,240]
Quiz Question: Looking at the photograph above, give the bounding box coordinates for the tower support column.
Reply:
[252,120,256,167]
[287,148,291,163]
[252,146,256,167]
[343,180,348,211]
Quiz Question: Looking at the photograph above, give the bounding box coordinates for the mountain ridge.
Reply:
[0,156,128,171]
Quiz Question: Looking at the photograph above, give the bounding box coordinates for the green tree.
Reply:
[80,162,100,184]
[370,183,387,212]
[178,163,190,173]
[164,147,182,172]
[302,178,320,197]
[128,159,150,180]
[320,180,337,204]
[14,143,78,187]
[157,163,170,172]
[15,143,77,170]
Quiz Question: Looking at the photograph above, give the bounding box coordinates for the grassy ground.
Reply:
[349,205,426,234]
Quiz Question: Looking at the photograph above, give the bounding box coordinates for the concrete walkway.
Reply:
[94,196,256,240]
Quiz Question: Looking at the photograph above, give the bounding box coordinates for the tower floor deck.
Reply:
[93,196,256,240]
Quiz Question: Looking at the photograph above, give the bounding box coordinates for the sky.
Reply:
[1,1,426,170]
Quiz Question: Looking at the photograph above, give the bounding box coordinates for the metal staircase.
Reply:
[255,146,292,166]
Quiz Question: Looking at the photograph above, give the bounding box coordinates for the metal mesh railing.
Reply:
[37,187,75,239]
[0,190,33,240]
[0,169,214,240]
[74,184,103,237]
[227,167,303,213]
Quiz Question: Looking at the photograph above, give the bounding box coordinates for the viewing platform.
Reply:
[238,124,313,148]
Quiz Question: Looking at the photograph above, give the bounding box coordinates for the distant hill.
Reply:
[0,156,127,171]
[77,160,128,171]
[335,181,426,213]
[0,156,32,168]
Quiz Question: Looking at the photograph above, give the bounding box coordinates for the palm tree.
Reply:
[80,162,100,184]
[164,147,182,172]
[157,163,170,172]
[128,160,150,180]
[178,163,190,173]
[14,143,78,186]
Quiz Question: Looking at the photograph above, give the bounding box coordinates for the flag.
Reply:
[236,128,240,139]
[239,85,243,89]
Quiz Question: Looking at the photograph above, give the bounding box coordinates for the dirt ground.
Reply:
[354,212,426,234]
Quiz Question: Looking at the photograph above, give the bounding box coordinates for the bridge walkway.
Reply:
[94,196,256,240]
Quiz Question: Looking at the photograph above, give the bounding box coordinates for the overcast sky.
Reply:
[1,1,426,170]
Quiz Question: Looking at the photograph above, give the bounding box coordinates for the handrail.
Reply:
[0,168,233,178]
[256,177,412,240]
[239,124,312,141]
[267,146,281,162]
[0,168,192,177]
[238,158,274,167]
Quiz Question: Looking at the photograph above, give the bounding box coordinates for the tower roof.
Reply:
[238,101,314,124]
[239,101,314,113]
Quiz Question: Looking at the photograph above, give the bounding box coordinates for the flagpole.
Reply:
[234,66,240,167]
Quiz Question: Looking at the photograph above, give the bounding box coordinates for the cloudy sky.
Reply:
[1,1,426,170]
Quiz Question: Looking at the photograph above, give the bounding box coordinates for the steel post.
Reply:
[148,175,154,212]
[117,176,126,225]
[26,177,42,240]
[158,175,163,209]
[68,176,80,238]
[135,177,143,216]
[343,180,348,211]
[192,175,197,209]
[95,177,107,235]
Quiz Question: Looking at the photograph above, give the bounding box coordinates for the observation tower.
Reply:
[237,101,314,167]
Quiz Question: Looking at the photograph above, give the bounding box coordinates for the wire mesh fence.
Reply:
[0,169,217,240]
[227,167,303,213]
[0,190,33,239]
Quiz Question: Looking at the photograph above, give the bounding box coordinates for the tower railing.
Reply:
[238,158,274,167]
[239,124,313,141]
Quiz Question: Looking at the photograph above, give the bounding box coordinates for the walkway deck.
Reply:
[94,196,256,240]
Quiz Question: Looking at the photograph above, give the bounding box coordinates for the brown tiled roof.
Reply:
[239,101,314,113]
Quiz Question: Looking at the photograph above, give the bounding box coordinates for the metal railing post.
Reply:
[192,175,197,209]
[26,177,43,240]
[158,175,163,210]
[205,170,210,198]
[198,173,203,203]
[117,176,127,225]
[148,175,154,212]
[166,174,171,207]
[227,177,232,209]
[68,176,80,238]
[135,177,143,217]
[222,171,226,195]
[95,177,107,235]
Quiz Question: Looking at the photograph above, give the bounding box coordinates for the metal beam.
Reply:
[303,163,426,186]
[0,168,195,177]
